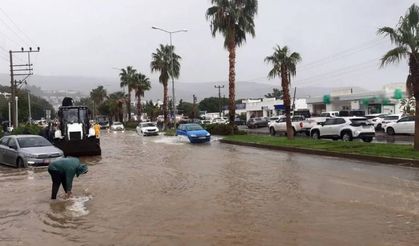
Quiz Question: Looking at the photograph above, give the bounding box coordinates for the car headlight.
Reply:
[190,134,197,137]
[206,133,210,136]
[23,153,38,158]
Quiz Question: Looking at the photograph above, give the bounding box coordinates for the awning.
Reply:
[274,104,285,110]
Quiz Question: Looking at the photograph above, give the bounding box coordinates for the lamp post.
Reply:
[152,26,187,128]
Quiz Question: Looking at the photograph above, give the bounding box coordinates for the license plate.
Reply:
[199,137,206,139]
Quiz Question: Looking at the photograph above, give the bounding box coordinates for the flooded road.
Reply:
[1,131,419,245]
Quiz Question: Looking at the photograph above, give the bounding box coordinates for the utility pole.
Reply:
[214,85,225,117]
[9,47,40,128]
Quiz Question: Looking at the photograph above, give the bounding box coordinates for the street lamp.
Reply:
[152,26,187,128]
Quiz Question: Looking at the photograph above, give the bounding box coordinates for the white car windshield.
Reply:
[384,116,399,120]
[141,123,156,127]
[17,137,52,148]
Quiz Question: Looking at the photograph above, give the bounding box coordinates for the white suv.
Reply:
[310,117,375,142]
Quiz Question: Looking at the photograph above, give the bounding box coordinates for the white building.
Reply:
[243,98,307,121]
[307,83,405,116]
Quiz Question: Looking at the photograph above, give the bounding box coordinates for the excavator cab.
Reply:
[53,97,101,156]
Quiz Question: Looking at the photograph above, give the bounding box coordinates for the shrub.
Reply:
[12,124,42,135]
[204,124,247,136]
[164,129,176,136]
[124,121,138,130]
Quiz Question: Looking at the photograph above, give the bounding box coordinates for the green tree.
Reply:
[177,99,194,118]
[119,66,137,121]
[0,88,55,123]
[378,4,419,150]
[265,88,283,99]
[90,85,107,117]
[198,97,229,113]
[150,44,181,129]
[103,92,126,122]
[132,72,151,120]
[206,0,258,125]
[143,100,161,121]
[265,45,302,140]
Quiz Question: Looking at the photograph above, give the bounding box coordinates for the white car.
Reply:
[136,122,159,136]
[320,111,340,117]
[110,122,125,131]
[367,114,388,130]
[385,116,415,135]
[381,114,404,130]
[269,116,306,136]
[310,117,375,142]
[212,117,228,124]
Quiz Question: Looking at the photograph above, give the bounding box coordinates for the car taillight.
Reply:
[300,122,303,128]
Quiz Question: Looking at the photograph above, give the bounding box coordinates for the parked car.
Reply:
[310,117,375,142]
[136,122,159,136]
[234,117,245,125]
[319,111,340,117]
[294,109,311,119]
[381,114,404,130]
[268,116,281,125]
[176,123,211,143]
[110,122,125,131]
[339,110,365,117]
[212,117,229,124]
[385,116,415,135]
[0,135,64,168]
[269,116,306,136]
[300,118,320,135]
[367,114,388,130]
[247,117,269,128]
[200,119,212,125]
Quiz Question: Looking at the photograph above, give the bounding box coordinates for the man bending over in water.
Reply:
[48,157,88,199]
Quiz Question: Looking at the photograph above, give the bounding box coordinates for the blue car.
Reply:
[176,123,211,143]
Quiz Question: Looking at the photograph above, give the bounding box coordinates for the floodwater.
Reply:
[1,131,419,245]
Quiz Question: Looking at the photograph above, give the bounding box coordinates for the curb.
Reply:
[220,139,419,168]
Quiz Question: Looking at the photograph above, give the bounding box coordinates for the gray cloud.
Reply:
[0,0,413,91]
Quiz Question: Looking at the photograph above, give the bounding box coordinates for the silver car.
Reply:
[0,135,64,168]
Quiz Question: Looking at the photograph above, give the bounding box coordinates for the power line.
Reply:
[0,7,36,45]
[0,13,30,46]
[243,38,386,82]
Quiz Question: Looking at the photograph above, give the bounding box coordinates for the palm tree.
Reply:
[107,92,126,122]
[378,4,419,150]
[150,44,181,129]
[265,45,302,140]
[119,66,137,121]
[206,0,258,126]
[132,72,151,120]
[90,85,107,118]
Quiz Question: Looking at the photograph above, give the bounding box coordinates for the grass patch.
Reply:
[223,135,419,160]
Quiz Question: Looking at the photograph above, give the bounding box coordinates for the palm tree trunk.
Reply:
[228,41,236,127]
[137,92,142,121]
[410,55,419,150]
[282,67,294,140]
[127,88,131,121]
[163,82,168,130]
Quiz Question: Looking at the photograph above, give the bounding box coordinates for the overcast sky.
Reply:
[0,0,414,90]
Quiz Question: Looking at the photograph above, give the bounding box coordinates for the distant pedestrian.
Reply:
[47,157,88,200]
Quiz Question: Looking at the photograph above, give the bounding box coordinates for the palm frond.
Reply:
[380,46,409,66]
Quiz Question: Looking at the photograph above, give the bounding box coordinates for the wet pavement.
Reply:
[1,131,419,245]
